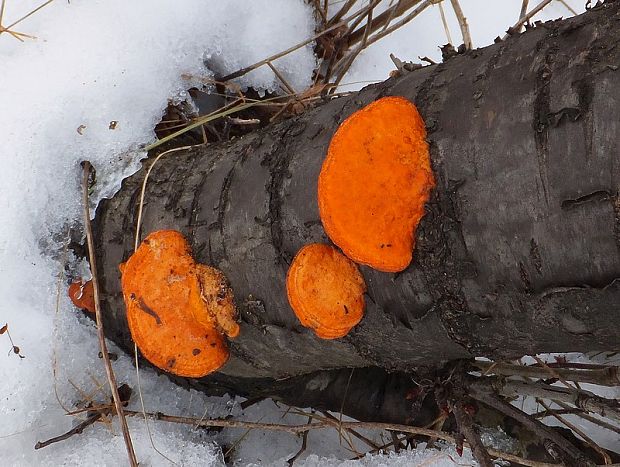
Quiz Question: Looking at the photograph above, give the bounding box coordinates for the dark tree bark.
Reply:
[92,2,620,423]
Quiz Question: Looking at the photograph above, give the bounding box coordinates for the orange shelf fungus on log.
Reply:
[119,230,238,378]
[286,243,366,339]
[318,96,435,272]
[68,280,95,313]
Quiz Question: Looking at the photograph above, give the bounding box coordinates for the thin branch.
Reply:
[323,0,381,84]
[287,413,313,466]
[452,399,492,466]
[4,0,54,30]
[327,0,357,26]
[267,61,297,94]
[551,400,620,436]
[485,377,620,424]
[533,407,585,418]
[537,400,612,465]
[437,1,454,45]
[331,1,377,101]
[322,411,379,450]
[557,0,578,16]
[361,1,433,51]
[472,361,620,387]
[519,0,531,26]
[35,412,103,450]
[81,162,138,467]
[313,0,328,24]
[450,0,473,49]
[533,355,580,391]
[119,409,561,467]
[505,0,554,38]
[219,3,375,82]
[346,0,424,46]
[435,383,492,467]
[338,368,355,442]
[467,379,591,466]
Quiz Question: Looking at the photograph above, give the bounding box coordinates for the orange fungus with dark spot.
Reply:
[119,230,239,378]
[68,280,95,313]
[286,243,366,339]
[318,96,435,272]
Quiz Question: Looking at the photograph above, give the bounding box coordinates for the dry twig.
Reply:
[119,409,561,467]
[550,400,620,436]
[287,413,313,466]
[450,0,473,49]
[467,378,591,466]
[537,400,612,465]
[435,378,493,467]
[473,360,620,386]
[485,377,620,424]
[505,0,554,38]
[81,161,138,467]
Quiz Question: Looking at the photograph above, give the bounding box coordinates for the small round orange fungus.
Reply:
[318,96,435,272]
[68,280,95,313]
[286,243,366,339]
[119,230,239,378]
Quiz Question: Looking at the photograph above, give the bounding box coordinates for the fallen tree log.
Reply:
[91,1,620,423]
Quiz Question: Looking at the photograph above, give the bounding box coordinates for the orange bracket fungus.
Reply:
[119,230,239,378]
[318,96,435,272]
[68,280,95,313]
[286,243,366,339]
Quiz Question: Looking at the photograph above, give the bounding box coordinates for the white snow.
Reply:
[1,0,614,466]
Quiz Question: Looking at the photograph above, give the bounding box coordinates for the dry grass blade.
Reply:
[81,161,138,467]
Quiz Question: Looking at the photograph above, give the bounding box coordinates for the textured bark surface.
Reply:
[92,3,620,419]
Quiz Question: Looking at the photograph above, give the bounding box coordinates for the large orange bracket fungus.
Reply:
[119,230,239,378]
[286,243,366,339]
[318,96,435,272]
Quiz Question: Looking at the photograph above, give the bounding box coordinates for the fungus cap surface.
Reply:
[286,243,366,339]
[318,96,435,272]
[120,230,231,378]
